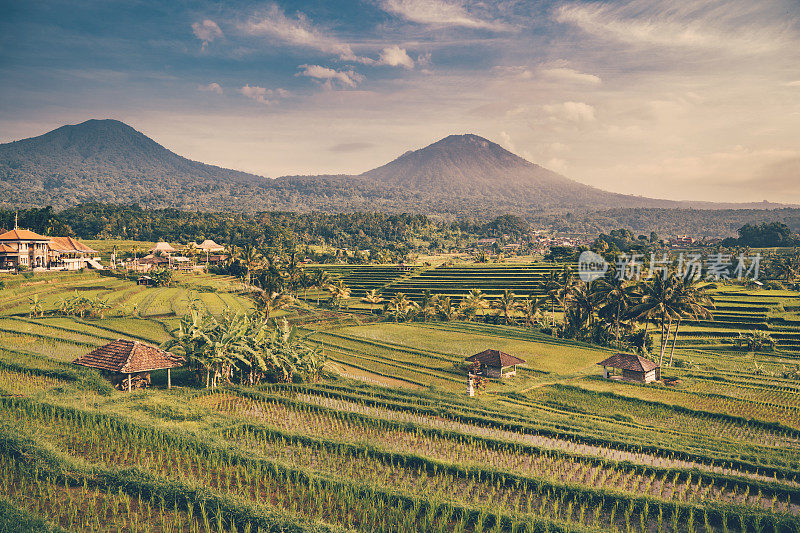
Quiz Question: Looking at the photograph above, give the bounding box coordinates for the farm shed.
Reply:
[73,339,185,391]
[465,349,525,378]
[597,353,660,383]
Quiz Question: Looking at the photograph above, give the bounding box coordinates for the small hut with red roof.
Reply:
[465,349,526,378]
[73,339,185,391]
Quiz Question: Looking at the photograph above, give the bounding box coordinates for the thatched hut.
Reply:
[73,339,184,391]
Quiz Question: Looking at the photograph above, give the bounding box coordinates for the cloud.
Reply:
[555,0,796,56]
[376,45,415,69]
[239,84,290,104]
[198,82,223,94]
[296,65,365,88]
[498,131,516,153]
[540,67,601,85]
[329,142,375,152]
[379,0,512,31]
[543,101,596,123]
[785,80,800,87]
[241,5,364,62]
[192,19,223,51]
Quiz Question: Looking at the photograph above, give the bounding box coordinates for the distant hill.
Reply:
[0,119,794,217]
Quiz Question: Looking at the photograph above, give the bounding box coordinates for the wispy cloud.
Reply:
[198,82,223,94]
[556,0,797,56]
[242,5,362,61]
[192,19,223,51]
[378,0,512,31]
[239,84,290,104]
[296,65,365,88]
[540,67,601,85]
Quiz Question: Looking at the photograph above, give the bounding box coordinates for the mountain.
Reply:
[358,133,669,210]
[0,119,266,210]
[0,120,794,216]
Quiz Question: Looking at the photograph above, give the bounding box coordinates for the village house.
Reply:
[597,353,661,383]
[0,225,101,271]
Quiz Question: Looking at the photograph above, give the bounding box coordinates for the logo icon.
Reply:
[578,251,608,282]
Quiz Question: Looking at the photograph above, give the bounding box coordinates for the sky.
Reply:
[1,0,799,203]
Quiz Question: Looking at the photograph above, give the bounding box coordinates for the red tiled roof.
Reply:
[73,339,184,373]
[465,349,526,367]
[48,236,97,253]
[597,353,659,372]
[0,228,50,241]
[0,243,17,253]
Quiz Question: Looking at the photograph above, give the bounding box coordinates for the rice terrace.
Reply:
[2,232,800,533]
[3,0,800,531]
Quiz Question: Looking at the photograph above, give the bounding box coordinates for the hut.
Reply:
[465,349,525,378]
[73,339,185,391]
[597,353,660,383]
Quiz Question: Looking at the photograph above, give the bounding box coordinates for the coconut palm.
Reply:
[462,289,489,321]
[385,293,418,322]
[519,295,543,328]
[437,296,458,321]
[327,279,351,309]
[422,293,442,322]
[629,275,681,367]
[493,289,519,324]
[312,270,332,305]
[667,276,714,366]
[361,289,384,312]
[592,271,636,349]
[253,290,294,323]
[239,244,262,288]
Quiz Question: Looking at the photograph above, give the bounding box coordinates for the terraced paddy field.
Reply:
[2,268,800,531]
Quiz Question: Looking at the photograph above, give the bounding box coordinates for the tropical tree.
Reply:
[592,272,636,349]
[666,276,714,366]
[28,294,43,318]
[361,289,384,312]
[240,244,262,288]
[384,293,418,322]
[253,290,294,323]
[311,270,332,305]
[492,289,519,324]
[734,330,776,352]
[519,295,542,328]
[437,296,458,321]
[91,296,112,319]
[461,289,489,321]
[150,268,172,287]
[629,275,680,367]
[422,293,442,322]
[327,279,351,309]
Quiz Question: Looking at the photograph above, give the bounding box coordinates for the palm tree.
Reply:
[462,289,489,321]
[385,293,417,322]
[667,277,714,366]
[437,296,458,321]
[28,294,43,318]
[240,244,262,288]
[629,275,680,367]
[422,294,441,322]
[312,270,332,305]
[543,267,574,326]
[253,290,294,323]
[327,279,351,309]
[519,295,542,328]
[361,289,384,312]
[493,289,519,324]
[592,271,636,349]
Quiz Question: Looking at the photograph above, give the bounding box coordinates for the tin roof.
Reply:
[73,339,184,374]
[597,353,659,372]
[465,349,526,367]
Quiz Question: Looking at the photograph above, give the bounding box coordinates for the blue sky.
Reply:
[1,0,799,202]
